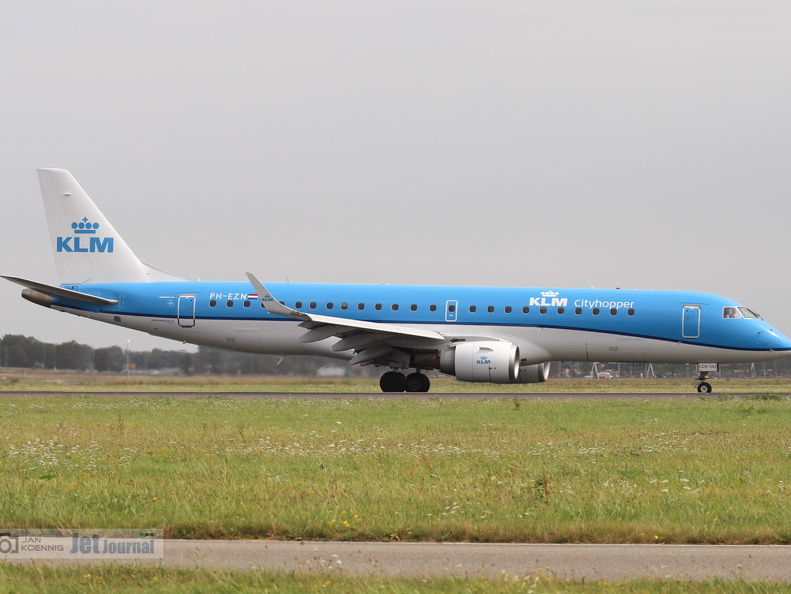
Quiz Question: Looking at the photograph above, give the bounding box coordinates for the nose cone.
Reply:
[758,324,791,352]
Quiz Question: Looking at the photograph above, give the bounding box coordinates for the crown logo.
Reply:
[541,290,559,297]
[71,217,100,234]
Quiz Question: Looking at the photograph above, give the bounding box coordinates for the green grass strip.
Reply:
[0,566,788,594]
[1,396,789,543]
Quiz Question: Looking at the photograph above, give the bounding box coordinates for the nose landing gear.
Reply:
[695,363,718,394]
[696,376,713,393]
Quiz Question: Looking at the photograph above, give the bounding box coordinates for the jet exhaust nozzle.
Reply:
[21,288,54,308]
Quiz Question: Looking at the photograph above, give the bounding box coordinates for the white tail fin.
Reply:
[38,169,183,285]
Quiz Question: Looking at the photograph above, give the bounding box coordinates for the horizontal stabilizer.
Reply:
[1,275,119,305]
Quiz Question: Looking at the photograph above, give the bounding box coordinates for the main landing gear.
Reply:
[379,370,431,393]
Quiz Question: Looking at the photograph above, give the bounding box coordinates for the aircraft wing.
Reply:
[246,272,449,367]
[246,273,552,368]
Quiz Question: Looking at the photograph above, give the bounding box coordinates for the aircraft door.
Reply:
[445,300,458,322]
[178,295,196,328]
[682,305,700,339]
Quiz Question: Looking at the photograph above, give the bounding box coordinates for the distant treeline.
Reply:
[1,333,789,378]
[0,334,374,377]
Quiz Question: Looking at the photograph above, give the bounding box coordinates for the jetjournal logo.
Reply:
[56,217,114,253]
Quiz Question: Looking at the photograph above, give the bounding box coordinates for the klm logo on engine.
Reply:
[529,290,567,307]
[476,355,492,365]
[57,218,114,253]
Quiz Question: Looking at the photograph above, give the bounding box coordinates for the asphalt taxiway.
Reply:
[0,391,760,400]
[6,541,790,582]
[165,541,791,581]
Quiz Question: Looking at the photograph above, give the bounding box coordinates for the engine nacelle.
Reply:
[440,341,520,383]
[513,362,550,384]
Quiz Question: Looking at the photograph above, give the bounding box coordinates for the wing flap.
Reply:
[332,332,387,352]
[298,325,348,344]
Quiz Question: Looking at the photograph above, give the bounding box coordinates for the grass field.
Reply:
[1,392,789,544]
[0,565,788,594]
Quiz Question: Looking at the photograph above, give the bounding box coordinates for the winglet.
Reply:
[245,272,309,321]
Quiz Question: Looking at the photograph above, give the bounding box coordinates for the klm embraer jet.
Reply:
[5,169,791,393]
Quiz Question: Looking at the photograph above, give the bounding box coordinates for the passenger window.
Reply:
[558,307,565,314]
[504,306,512,314]
[592,308,600,316]
[522,306,529,314]
[410,304,418,312]
[341,302,348,310]
[539,307,547,314]
[487,306,494,313]
[610,308,617,316]
[392,304,399,311]
[209,300,216,308]
[226,300,234,308]
[429,304,437,312]
[327,302,334,310]
[469,305,477,313]
[295,301,303,309]
[358,303,365,310]
[447,304,455,313]
[309,302,317,310]
[375,303,382,311]
[243,301,251,308]
[575,307,582,315]
[627,309,635,316]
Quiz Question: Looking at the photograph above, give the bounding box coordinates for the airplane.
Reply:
[4,168,791,394]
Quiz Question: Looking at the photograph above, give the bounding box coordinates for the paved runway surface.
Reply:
[8,541,791,581]
[165,541,791,581]
[0,391,756,400]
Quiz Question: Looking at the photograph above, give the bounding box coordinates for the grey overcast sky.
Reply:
[2,0,790,352]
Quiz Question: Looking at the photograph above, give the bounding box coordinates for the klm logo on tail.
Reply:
[56,218,114,253]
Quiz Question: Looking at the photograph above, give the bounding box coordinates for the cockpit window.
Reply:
[723,307,742,319]
[738,307,761,319]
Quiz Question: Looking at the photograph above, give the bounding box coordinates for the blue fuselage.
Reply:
[52,282,791,363]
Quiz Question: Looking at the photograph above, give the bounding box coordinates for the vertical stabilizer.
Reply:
[38,169,179,285]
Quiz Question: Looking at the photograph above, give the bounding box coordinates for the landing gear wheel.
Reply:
[697,381,712,394]
[405,372,431,393]
[380,371,406,392]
